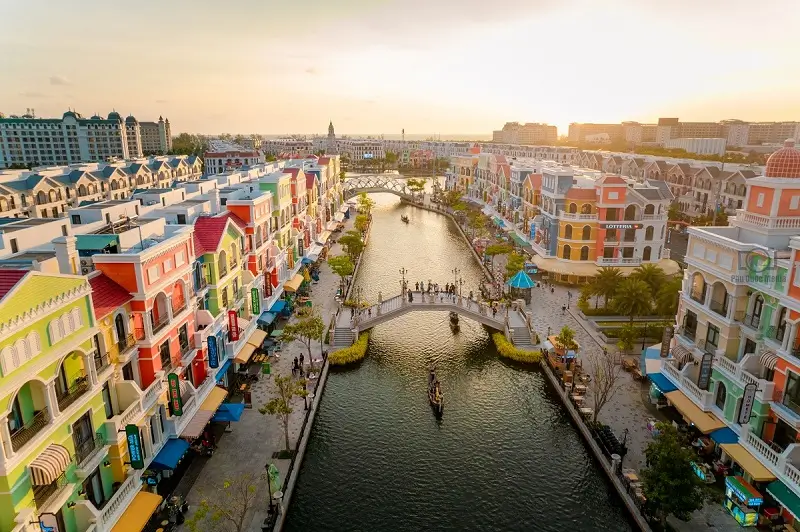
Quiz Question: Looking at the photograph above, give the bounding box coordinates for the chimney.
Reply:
[208,188,221,213]
[52,236,78,275]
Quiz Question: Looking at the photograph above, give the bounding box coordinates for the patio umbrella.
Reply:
[507,270,535,289]
[271,329,284,338]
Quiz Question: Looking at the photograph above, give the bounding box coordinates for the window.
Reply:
[163,259,173,273]
[608,191,619,200]
[159,341,171,371]
[147,266,159,283]
[179,324,189,349]
[756,193,765,207]
[792,196,800,211]
[175,251,185,266]
[10,239,18,253]
[706,324,720,349]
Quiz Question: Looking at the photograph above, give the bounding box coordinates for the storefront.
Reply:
[724,475,763,527]
[719,443,776,485]
[647,372,677,407]
[664,390,726,434]
[110,490,163,532]
[144,438,192,496]
[766,480,800,528]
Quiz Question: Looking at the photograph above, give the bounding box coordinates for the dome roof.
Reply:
[765,139,800,178]
[125,115,138,123]
[107,111,122,120]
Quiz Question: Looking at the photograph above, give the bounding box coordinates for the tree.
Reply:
[265,154,277,162]
[339,170,346,182]
[505,252,525,279]
[406,178,427,201]
[385,151,398,166]
[355,214,369,233]
[281,313,325,362]
[339,230,365,260]
[612,278,653,325]
[631,264,666,298]
[667,202,683,222]
[485,243,512,268]
[655,276,683,316]
[468,212,487,237]
[259,374,307,453]
[170,133,208,157]
[616,324,637,355]
[356,192,375,214]
[442,189,462,206]
[185,472,265,532]
[642,423,708,526]
[327,255,354,291]
[452,201,467,212]
[588,347,624,423]
[555,326,577,350]
[593,267,623,307]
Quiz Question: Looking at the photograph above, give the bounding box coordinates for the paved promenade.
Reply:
[181,216,354,532]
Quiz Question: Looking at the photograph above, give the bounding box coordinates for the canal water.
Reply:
[286,193,633,531]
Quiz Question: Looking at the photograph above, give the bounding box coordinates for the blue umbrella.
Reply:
[507,270,535,289]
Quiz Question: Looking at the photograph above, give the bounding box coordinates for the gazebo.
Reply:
[507,270,535,303]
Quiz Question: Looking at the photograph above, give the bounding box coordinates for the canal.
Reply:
[285,193,634,531]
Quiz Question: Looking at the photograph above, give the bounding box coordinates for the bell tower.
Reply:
[327,121,337,154]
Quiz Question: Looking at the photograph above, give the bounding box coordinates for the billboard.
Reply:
[363,153,374,159]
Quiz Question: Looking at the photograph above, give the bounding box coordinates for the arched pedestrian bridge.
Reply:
[342,175,412,199]
[331,291,537,348]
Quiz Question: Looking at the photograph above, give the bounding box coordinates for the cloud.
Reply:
[49,75,70,86]
[304,67,317,75]
[19,91,47,98]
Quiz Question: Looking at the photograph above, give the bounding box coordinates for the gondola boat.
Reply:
[401,215,410,223]
[449,311,460,333]
[428,367,444,415]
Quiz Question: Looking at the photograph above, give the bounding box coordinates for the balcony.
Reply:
[179,341,195,364]
[772,394,800,430]
[661,360,714,411]
[34,471,68,509]
[172,299,188,316]
[602,238,622,246]
[713,354,775,402]
[56,376,90,411]
[708,299,728,317]
[10,408,49,452]
[741,429,782,470]
[741,313,761,330]
[558,210,598,221]
[596,257,641,266]
[737,210,800,230]
[690,289,706,304]
[219,266,228,279]
[93,353,111,375]
[151,313,170,335]
[195,276,208,291]
[766,325,786,343]
[642,213,667,221]
[94,472,142,530]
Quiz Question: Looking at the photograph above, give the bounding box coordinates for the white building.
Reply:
[664,137,727,156]
[203,150,264,175]
[337,139,385,160]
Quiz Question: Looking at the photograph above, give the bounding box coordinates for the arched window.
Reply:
[643,246,652,261]
[644,204,655,215]
[715,381,727,410]
[564,225,573,239]
[562,245,571,259]
[645,226,654,241]
[624,205,638,221]
[569,203,577,214]
[660,226,665,239]
[78,184,88,196]
[752,295,765,319]
[580,246,589,260]
[582,225,591,240]
[581,203,592,214]
[48,190,57,203]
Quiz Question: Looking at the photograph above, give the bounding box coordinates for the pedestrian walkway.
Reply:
[181,216,356,532]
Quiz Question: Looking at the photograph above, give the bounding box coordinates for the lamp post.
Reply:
[399,267,408,294]
[458,277,464,297]
[641,322,649,351]
[452,267,460,288]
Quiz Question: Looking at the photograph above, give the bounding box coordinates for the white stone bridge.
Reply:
[331,290,537,349]
[342,175,412,200]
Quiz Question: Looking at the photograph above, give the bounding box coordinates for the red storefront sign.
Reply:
[228,310,239,341]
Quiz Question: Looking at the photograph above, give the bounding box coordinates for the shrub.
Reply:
[580,306,623,317]
[492,332,542,364]
[342,299,369,308]
[329,332,370,366]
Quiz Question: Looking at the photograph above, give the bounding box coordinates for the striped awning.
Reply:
[29,444,71,485]
[672,344,694,365]
[760,350,778,370]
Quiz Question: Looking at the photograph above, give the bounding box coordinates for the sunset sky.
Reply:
[1,0,798,137]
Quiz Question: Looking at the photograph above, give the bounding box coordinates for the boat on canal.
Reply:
[449,311,460,333]
[428,367,444,416]
[401,215,409,223]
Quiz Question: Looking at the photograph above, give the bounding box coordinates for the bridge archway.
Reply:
[342,175,411,199]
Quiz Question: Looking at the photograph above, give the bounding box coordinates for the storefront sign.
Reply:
[697,353,713,390]
[39,513,60,532]
[660,326,674,358]
[125,424,145,469]
[739,383,757,425]
[265,274,273,296]
[167,373,183,416]
[228,310,239,341]
[207,336,219,369]
[251,287,260,315]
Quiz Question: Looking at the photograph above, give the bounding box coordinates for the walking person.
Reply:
[415,281,419,291]
[299,353,305,371]
[292,357,298,377]
[561,305,566,315]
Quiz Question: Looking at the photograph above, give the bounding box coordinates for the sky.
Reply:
[1,0,799,137]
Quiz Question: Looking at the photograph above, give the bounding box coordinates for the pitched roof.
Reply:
[565,188,596,200]
[317,156,331,164]
[222,211,247,229]
[598,175,626,185]
[193,216,239,257]
[305,174,317,189]
[0,270,28,300]
[89,273,133,319]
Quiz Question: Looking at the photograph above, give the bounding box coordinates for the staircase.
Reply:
[510,327,535,349]
[332,327,354,348]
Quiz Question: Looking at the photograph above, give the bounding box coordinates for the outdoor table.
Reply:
[574,384,587,394]
[564,383,573,392]
[572,394,585,405]
[579,407,593,418]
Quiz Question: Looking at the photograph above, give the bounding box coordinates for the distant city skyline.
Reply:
[2,0,799,135]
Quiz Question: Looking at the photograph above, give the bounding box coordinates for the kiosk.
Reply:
[723,476,762,527]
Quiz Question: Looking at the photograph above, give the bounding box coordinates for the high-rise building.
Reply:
[139,116,171,155]
[327,121,337,154]
[568,123,624,144]
[493,122,557,145]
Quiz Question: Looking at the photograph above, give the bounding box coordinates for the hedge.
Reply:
[491,332,542,364]
[603,326,665,339]
[329,332,370,366]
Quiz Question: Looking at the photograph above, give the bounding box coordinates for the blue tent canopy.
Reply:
[270,300,286,313]
[647,372,678,393]
[215,359,232,382]
[149,438,190,470]
[507,270,535,289]
[492,217,505,227]
[301,257,314,265]
[710,427,739,445]
[258,312,276,326]
[212,403,245,423]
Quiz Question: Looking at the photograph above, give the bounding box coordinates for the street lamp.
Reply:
[452,267,460,287]
[458,277,464,297]
[399,267,408,294]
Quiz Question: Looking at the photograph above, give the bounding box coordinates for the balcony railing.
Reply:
[559,210,598,220]
[94,353,110,374]
[219,266,228,278]
[690,289,706,304]
[10,408,49,452]
[709,299,728,317]
[172,300,188,316]
[596,257,641,265]
[152,313,170,335]
[229,258,237,269]
[74,434,104,467]
[33,471,68,509]
[117,333,135,354]
[742,313,761,330]
[766,326,786,343]
[56,376,90,411]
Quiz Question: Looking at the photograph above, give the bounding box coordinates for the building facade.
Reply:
[138,117,171,155]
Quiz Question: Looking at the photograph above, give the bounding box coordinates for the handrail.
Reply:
[10,408,49,451]
[56,375,90,411]
[152,313,170,335]
[75,434,105,467]
[33,471,68,509]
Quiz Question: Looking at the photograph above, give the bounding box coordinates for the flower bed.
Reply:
[492,332,542,364]
[329,332,370,366]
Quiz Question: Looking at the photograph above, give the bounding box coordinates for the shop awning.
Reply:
[150,438,190,470]
[270,300,287,313]
[212,402,246,423]
[234,342,257,364]
[181,409,216,439]
[29,444,71,485]
[111,491,163,532]
[215,359,232,381]
[301,257,314,265]
[271,329,284,338]
[710,427,739,445]
[339,204,350,213]
[672,344,694,365]
[316,230,332,244]
[720,444,776,482]
[247,328,267,347]
[201,386,228,411]
[531,255,600,277]
[648,372,678,394]
[511,233,529,247]
[761,350,778,371]
[664,390,726,434]
[767,481,800,520]
[326,221,338,231]
[284,274,304,292]
[334,212,345,222]
[258,312,277,326]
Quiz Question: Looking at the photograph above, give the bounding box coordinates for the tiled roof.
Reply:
[305,174,316,189]
[598,175,626,185]
[223,211,247,229]
[193,216,231,257]
[89,273,133,319]
[766,140,800,179]
[565,188,596,200]
[317,156,331,164]
[0,270,28,300]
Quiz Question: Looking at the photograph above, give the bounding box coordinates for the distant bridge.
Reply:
[331,291,536,348]
[342,175,412,199]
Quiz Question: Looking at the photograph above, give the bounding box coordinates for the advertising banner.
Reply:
[739,383,757,425]
[207,336,219,369]
[125,424,145,469]
[167,373,183,416]
[251,288,261,315]
[697,353,713,390]
[228,310,239,341]
[660,326,674,358]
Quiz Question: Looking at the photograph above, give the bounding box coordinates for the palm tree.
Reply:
[593,267,623,308]
[655,276,683,316]
[613,278,653,325]
[631,264,665,299]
